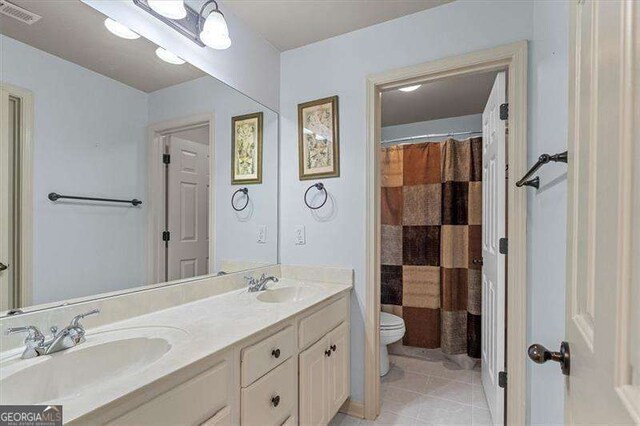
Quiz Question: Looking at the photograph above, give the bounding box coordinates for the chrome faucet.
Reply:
[246,274,279,292]
[6,309,100,359]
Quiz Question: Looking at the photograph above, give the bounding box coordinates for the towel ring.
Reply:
[231,188,249,211]
[304,183,328,210]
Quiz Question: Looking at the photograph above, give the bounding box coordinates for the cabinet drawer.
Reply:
[241,358,295,426]
[201,407,231,426]
[109,361,228,426]
[242,326,294,387]
[299,296,348,350]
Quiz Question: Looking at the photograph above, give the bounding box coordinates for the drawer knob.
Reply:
[325,349,332,357]
[271,395,280,407]
[330,344,337,352]
[272,348,281,358]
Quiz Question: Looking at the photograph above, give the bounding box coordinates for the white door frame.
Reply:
[146,113,215,285]
[363,41,529,424]
[0,83,34,309]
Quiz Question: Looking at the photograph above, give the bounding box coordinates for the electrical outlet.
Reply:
[294,225,306,245]
[257,225,267,244]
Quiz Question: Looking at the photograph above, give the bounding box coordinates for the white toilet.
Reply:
[379,312,406,376]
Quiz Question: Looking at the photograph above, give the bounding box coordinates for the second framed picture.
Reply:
[298,95,340,180]
[232,112,263,184]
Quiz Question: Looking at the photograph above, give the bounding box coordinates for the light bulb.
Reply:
[104,18,140,40]
[155,47,185,65]
[148,0,187,20]
[200,10,231,50]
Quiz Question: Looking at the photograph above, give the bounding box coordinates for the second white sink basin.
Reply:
[0,326,187,405]
[257,286,317,303]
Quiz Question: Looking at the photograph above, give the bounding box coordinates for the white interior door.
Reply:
[564,0,639,423]
[167,136,210,281]
[481,71,507,425]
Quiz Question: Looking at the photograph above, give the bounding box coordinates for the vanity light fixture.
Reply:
[399,85,422,92]
[104,18,140,40]
[198,0,231,50]
[147,0,187,20]
[155,47,186,65]
[132,0,231,50]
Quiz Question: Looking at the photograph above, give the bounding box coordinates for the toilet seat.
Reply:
[380,312,404,330]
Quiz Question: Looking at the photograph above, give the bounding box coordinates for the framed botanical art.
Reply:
[232,112,263,184]
[298,95,340,180]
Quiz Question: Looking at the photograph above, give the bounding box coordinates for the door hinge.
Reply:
[162,154,171,164]
[162,231,170,242]
[500,103,508,120]
[498,371,508,388]
[499,237,508,254]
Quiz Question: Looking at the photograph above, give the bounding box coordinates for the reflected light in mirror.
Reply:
[399,85,422,92]
[104,18,140,40]
[155,47,186,65]
[148,0,187,20]
[200,9,231,50]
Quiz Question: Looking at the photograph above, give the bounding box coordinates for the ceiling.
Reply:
[223,0,453,51]
[381,71,499,127]
[0,0,206,93]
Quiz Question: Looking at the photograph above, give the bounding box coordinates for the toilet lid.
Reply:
[380,312,405,330]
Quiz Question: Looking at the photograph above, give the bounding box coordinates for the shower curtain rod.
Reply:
[380,130,483,145]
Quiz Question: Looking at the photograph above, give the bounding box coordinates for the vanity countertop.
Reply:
[0,278,352,423]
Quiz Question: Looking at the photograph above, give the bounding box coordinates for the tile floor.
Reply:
[330,354,491,426]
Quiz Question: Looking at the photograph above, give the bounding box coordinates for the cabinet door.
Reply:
[299,336,329,426]
[327,322,350,417]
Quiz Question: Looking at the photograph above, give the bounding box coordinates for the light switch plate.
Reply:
[294,225,306,245]
[257,225,267,244]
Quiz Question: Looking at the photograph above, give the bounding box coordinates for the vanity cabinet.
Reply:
[299,322,350,425]
[80,292,350,426]
[107,360,231,426]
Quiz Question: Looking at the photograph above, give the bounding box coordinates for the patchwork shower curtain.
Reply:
[380,138,483,358]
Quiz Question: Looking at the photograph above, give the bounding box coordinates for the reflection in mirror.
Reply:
[0,0,278,314]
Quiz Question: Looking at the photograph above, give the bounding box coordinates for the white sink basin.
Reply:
[257,286,317,303]
[0,326,187,405]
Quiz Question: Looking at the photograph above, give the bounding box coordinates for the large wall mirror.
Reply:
[0,0,279,314]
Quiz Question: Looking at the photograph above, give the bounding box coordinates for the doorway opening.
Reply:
[0,84,33,311]
[363,42,528,425]
[377,69,504,424]
[147,114,214,285]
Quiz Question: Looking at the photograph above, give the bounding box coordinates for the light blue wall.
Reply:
[279,0,536,406]
[527,0,570,423]
[1,35,149,304]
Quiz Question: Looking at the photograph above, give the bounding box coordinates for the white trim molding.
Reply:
[146,113,216,285]
[0,83,34,308]
[364,41,528,424]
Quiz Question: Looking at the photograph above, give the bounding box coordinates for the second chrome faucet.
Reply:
[6,309,100,359]
[246,274,279,293]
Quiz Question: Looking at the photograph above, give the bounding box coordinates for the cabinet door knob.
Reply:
[0,262,8,272]
[330,344,336,352]
[271,395,280,407]
[271,348,280,358]
[325,349,332,357]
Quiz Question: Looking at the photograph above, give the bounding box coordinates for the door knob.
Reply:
[0,262,7,271]
[528,341,570,376]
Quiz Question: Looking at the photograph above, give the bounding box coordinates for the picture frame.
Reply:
[231,112,263,184]
[297,95,340,180]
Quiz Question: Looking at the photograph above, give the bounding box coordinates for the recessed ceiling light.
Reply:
[148,0,187,20]
[155,47,185,65]
[104,18,140,40]
[399,85,422,92]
